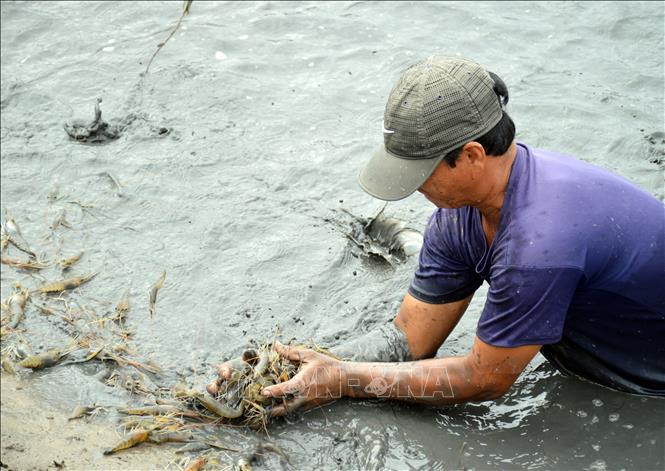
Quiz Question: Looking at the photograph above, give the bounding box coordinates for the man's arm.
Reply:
[344,336,541,404]
[394,292,473,359]
[331,292,473,362]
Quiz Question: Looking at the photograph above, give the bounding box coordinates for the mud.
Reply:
[1,1,663,470]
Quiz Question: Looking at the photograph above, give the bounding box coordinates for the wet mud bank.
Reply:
[1,374,165,470]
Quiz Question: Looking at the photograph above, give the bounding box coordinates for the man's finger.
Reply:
[262,376,303,398]
[216,358,246,379]
[268,396,308,417]
[206,379,220,395]
[216,364,232,379]
[273,340,308,362]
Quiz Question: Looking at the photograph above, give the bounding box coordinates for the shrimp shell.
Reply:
[58,251,84,270]
[103,430,151,455]
[197,394,244,419]
[1,256,48,271]
[37,272,97,294]
[18,349,65,369]
[148,271,166,316]
[184,457,207,471]
[114,289,130,325]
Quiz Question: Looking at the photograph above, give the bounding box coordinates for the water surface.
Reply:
[1,1,663,469]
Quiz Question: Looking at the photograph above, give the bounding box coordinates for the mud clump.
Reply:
[64,98,123,145]
[327,206,424,266]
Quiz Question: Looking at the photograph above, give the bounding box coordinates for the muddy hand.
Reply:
[261,341,345,417]
[206,357,247,395]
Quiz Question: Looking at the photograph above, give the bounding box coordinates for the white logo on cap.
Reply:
[382,121,395,134]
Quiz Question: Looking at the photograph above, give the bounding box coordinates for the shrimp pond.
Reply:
[1,1,664,470]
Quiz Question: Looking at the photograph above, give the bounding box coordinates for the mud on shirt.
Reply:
[409,143,665,395]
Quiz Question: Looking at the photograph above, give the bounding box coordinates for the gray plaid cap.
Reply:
[358,56,503,201]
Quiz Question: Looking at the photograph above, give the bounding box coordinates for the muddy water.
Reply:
[1,1,663,469]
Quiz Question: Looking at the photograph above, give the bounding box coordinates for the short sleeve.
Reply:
[409,210,483,304]
[477,265,584,347]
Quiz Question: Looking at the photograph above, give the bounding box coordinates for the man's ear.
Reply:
[462,142,487,166]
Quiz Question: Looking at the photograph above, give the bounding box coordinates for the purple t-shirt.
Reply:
[409,143,665,394]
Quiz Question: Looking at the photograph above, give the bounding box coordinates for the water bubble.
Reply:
[576,410,588,418]
[238,34,249,40]
[592,398,604,407]
[102,46,115,52]
[588,459,607,471]
[592,444,601,452]
[608,413,619,422]
[215,51,227,60]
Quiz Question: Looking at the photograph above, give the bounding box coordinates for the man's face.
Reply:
[417,156,476,208]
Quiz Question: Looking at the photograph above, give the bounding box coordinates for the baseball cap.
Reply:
[358,55,504,201]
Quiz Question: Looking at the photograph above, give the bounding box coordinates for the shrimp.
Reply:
[253,349,270,378]
[114,290,130,324]
[184,457,207,471]
[1,255,48,271]
[68,405,100,420]
[2,211,36,258]
[18,348,68,369]
[148,431,193,444]
[148,271,166,316]
[58,251,84,270]
[37,272,97,294]
[6,285,29,329]
[103,430,151,455]
[175,442,210,454]
[50,208,72,230]
[33,302,59,316]
[197,393,244,419]
[59,344,106,366]
[175,387,245,419]
[1,356,16,374]
[118,405,181,416]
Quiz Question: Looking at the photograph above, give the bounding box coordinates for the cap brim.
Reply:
[358,143,445,201]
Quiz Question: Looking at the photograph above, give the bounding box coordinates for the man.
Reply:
[209,56,665,414]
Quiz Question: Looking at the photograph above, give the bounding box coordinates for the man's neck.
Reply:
[475,142,518,232]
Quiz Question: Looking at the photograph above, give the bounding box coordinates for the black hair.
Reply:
[442,71,516,167]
